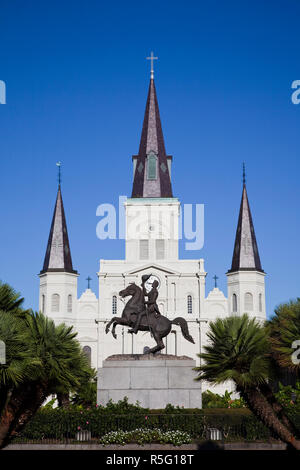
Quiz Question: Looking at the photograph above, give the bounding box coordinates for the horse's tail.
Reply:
[171,317,195,344]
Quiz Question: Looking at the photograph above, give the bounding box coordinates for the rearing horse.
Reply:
[105,283,195,354]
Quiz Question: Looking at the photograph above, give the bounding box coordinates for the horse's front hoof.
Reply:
[105,327,109,334]
[112,333,117,339]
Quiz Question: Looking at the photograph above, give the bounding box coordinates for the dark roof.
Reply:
[131,78,173,198]
[40,185,77,274]
[228,183,263,273]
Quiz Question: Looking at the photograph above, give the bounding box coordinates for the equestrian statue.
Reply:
[105,274,195,354]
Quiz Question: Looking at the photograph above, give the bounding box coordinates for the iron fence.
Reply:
[12,412,275,445]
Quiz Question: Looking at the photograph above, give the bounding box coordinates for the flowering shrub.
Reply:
[275,382,300,413]
[99,428,192,446]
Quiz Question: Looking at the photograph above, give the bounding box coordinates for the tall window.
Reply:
[187,295,193,314]
[232,293,237,313]
[83,346,91,366]
[259,293,263,312]
[51,294,60,312]
[244,292,253,311]
[156,239,165,260]
[140,239,149,260]
[112,295,117,315]
[67,294,72,313]
[41,294,45,313]
[147,153,157,180]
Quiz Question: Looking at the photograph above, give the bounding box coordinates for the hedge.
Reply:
[13,405,300,442]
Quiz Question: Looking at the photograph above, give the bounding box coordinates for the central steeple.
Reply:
[131,72,173,198]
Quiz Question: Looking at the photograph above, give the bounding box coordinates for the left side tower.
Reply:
[39,180,78,325]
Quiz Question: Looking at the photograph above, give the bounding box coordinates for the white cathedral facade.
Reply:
[39,74,266,395]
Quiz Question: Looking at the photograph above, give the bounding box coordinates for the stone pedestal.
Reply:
[97,354,202,409]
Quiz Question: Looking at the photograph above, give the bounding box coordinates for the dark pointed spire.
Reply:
[131,77,173,198]
[40,173,77,274]
[228,167,263,273]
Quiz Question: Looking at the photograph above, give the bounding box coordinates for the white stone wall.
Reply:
[125,198,180,262]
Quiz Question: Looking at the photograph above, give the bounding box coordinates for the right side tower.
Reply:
[226,166,266,322]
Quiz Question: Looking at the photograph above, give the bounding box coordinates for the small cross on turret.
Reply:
[86,276,92,289]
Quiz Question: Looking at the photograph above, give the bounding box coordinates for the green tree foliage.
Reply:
[268,299,300,373]
[194,314,300,450]
[0,281,28,315]
[275,382,300,414]
[71,371,97,407]
[202,390,246,409]
[0,282,94,449]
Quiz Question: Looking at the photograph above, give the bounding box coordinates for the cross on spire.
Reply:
[86,276,92,289]
[243,162,246,186]
[56,161,62,186]
[213,275,219,288]
[146,51,158,79]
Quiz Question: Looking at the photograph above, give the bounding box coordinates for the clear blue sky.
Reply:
[0,0,299,317]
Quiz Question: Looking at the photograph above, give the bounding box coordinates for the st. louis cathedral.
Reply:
[39,66,266,394]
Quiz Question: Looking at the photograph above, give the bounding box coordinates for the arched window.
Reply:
[232,294,237,313]
[67,294,72,313]
[259,293,263,312]
[244,292,253,311]
[51,294,60,312]
[112,295,117,315]
[187,295,193,314]
[147,153,157,180]
[41,294,45,313]
[83,346,91,366]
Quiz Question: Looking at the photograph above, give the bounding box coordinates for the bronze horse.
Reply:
[105,283,195,354]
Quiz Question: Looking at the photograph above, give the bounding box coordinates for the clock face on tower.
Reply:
[144,274,160,293]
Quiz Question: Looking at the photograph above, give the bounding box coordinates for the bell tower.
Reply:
[126,54,179,264]
[226,165,266,322]
[39,164,78,325]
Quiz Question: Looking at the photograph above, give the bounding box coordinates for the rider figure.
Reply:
[130,276,161,334]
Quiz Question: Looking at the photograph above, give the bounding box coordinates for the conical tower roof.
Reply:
[40,185,77,274]
[228,171,263,273]
[131,78,173,198]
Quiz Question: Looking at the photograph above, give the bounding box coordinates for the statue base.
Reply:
[97,354,202,409]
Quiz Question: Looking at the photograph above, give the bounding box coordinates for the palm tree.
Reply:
[268,299,300,373]
[0,311,41,445]
[194,314,300,450]
[0,311,93,449]
[71,370,97,407]
[0,282,39,432]
[0,279,41,418]
[0,282,27,315]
